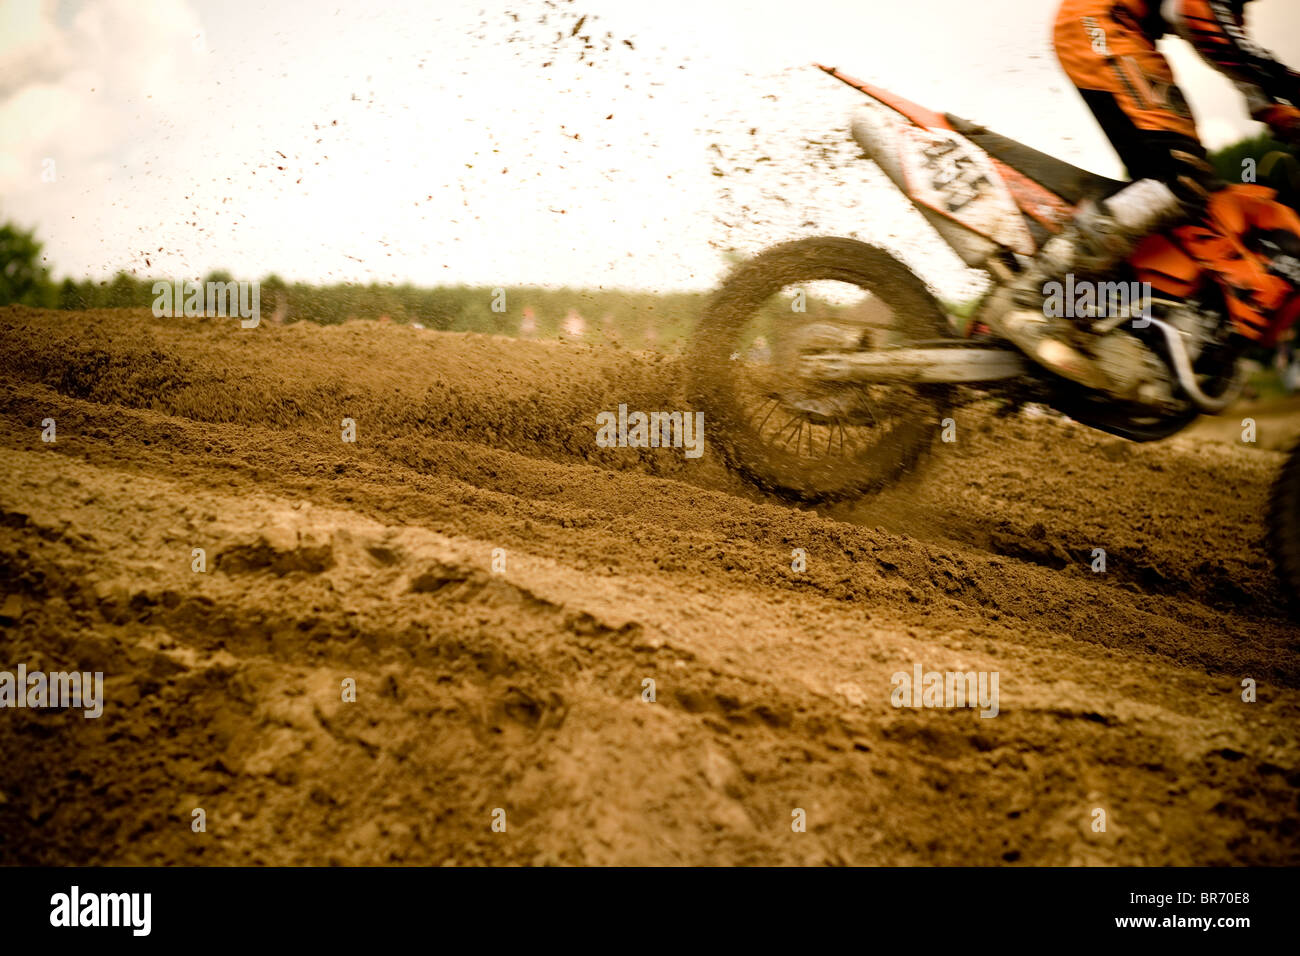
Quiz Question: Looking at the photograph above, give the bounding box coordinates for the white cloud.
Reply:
[0,0,203,240]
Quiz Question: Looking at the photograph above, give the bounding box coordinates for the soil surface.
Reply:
[1,305,1297,865]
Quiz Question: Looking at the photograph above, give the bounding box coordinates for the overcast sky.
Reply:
[2,0,1298,298]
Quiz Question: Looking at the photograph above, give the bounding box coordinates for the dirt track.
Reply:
[1,305,1298,866]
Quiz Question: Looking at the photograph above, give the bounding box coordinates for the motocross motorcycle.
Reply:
[687,65,1300,609]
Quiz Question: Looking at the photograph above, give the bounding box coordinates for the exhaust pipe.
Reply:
[1143,317,1242,413]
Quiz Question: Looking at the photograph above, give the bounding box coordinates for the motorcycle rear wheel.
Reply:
[687,237,953,502]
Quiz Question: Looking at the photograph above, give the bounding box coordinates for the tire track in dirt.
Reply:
[1,306,1298,865]
[2,371,1291,682]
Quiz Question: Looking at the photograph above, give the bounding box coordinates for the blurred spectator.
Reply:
[562,308,586,339]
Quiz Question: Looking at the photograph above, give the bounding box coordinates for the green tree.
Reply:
[1208,132,1286,186]
[57,277,82,310]
[0,221,53,306]
[105,271,138,307]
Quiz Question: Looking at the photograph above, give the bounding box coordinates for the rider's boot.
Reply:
[986,178,1188,389]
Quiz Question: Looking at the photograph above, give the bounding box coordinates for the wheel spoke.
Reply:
[752,397,781,434]
[774,412,802,450]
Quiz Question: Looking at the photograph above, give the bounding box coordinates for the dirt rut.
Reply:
[1,306,1297,865]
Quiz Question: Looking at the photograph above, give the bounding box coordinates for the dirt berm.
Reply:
[1,306,1297,865]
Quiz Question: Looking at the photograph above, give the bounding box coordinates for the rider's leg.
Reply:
[987,0,1221,386]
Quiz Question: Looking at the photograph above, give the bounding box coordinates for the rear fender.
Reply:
[851,102,1035,263]
[822,65,1036,263]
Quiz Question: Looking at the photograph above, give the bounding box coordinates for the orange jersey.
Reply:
[1056,0,1299,139]
[1056,0,1194,138]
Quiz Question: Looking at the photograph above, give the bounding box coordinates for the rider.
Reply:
[997,0,1300,386]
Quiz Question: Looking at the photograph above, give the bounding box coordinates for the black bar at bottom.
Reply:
[1,866,1295,943]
